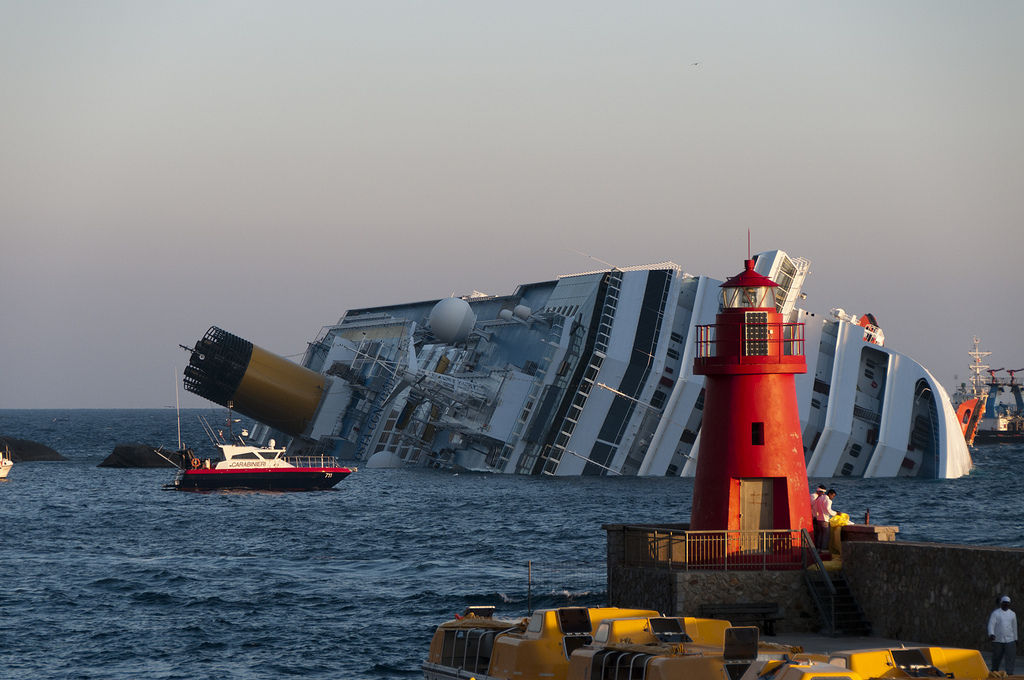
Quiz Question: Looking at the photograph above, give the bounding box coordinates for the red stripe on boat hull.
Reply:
[176,467,353,492]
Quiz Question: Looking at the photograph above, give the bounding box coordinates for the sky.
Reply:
[1,1,1021,409]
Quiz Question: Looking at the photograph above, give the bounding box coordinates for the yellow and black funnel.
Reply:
[183,326,326,437]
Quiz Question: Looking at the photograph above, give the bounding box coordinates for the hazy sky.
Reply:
[1,1,1021,409]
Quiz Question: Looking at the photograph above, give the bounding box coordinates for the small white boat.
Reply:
[0,443,13,479]
[155,415,354,492]
[169,440,354,492]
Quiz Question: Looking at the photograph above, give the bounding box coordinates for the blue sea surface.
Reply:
[1,409,1021,679]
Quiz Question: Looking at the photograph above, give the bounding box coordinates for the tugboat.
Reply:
[158,416,354,491]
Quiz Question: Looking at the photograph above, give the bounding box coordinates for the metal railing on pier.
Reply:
[620,526,809,571]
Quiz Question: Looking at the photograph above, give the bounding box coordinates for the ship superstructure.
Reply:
[184,249,973,478]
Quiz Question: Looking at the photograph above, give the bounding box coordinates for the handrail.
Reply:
[283,455,344,468]
[619,527,805,571]
[799,528,837,635]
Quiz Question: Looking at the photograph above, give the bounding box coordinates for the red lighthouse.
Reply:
[690,259,812,536]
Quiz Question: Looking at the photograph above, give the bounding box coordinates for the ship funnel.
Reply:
[183,326,326,437]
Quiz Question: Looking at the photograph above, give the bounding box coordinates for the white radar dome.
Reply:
[498,309,514,321]
[429,297,477,343]
[513,304,531,320]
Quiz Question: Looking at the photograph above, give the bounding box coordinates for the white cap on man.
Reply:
[1001,595,1011,603]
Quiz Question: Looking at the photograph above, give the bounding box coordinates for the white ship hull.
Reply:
[191,249,972,479]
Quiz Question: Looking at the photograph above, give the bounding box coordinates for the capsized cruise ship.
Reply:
[183,250,973,478]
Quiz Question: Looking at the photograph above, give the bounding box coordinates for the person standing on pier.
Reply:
[812,489,837,549]
[988,595,1017,674]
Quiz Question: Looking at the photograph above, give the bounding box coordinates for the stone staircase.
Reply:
[805,569,872,636]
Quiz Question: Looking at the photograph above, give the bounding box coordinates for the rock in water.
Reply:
[98,443,187,468]
[0,436,66,461]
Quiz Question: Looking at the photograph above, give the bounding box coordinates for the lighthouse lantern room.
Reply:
[690,259,813,537]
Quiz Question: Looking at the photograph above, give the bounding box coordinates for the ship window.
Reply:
[666,348,680,361]
[811,399,821,409]
[841,463,854,476]
[664,366,674,374]
[864,369,875,379]
[680,429,697,444]
[651,391,667,409]
[751,422,765,445]
[849,444,862,458]
[670,332,684,344]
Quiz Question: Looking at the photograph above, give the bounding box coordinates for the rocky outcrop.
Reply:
[0,436,66,461]
[98,443,188,468]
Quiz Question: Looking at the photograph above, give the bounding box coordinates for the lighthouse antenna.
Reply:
[747,229,751,260]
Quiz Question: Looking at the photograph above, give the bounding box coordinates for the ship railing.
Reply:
[619,526,806,571]
[282,455,343,468]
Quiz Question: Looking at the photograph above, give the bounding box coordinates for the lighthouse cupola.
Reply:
[721,258,778,310]
[690,257,813,537]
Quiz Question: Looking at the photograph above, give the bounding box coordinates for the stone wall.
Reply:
[843,541,1024,649]
[607,565,822,633]
[606,524,1024,644]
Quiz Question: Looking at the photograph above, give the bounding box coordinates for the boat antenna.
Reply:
[174,366,182,451]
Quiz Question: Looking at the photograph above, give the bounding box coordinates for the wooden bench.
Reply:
[698,602,782,636]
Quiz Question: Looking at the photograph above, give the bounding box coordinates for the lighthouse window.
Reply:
[751,422,765,445]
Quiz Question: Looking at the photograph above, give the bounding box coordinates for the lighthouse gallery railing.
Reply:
[695,321,805,359]
[619,525,816,571]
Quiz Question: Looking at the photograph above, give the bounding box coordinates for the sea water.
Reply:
[1,409,1021,679]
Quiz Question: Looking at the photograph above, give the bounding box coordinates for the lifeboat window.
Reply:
[557,607,592,634]
[233,452,259,459]
[526,613,544,633]
[650,617,692,643]
[751,422,764,446]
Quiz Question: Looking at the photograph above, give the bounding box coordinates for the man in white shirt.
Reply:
[989,595,1018,673]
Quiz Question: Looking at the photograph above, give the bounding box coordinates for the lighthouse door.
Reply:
[739,478,773,550]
